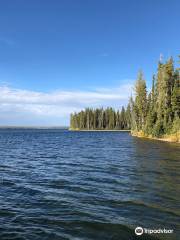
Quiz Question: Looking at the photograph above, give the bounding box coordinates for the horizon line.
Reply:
[0,125,69,129]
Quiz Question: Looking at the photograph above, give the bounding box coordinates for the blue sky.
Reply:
[0,0,179,126]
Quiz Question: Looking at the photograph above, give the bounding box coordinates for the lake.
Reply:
[0,129,179,240]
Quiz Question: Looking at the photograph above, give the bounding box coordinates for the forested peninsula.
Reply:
[70,56,180,142]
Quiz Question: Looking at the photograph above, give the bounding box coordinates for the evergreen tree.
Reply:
[125,103,131,130]
[171,70,180,119]
[70,106,131,130]
[70,55,180,140]
[134,71,147,130]
[120,107,126,129]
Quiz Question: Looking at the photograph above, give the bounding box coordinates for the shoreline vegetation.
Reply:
[69,128,180,143]
[69,128,130,132]
[70,55,180,143]
[131,130,180,143]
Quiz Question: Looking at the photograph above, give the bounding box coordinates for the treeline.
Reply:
[70,107,131,130]
[131,56,180,137]
[70,56,180,137]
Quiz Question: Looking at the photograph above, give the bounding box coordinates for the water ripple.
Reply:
[0,129,179,240]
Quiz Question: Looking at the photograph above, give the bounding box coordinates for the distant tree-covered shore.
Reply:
[70,106,131,130]
[70,56,180,141]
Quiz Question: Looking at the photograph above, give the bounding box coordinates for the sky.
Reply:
[0,0,179,126]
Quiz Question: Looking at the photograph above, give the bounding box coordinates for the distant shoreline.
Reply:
[0,127,130,132]
[0,126,68,129]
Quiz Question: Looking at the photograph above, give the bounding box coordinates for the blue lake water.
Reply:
[0,129,179,240]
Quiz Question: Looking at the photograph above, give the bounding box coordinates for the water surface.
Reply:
[0,129,179,239]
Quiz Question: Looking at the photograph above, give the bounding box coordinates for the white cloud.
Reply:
[0,84,133,126]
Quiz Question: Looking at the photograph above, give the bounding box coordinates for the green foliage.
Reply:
[171,70,180,118]
[70,107,131,130]
[133,70,147,130]
[131,56,180,137]
[70,55,180,137]
[153,119,164,137]
[171,117,180,134]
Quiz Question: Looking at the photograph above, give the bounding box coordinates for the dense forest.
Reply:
[131,56,180,138]
[70,106,131,130]
[70,56,180,139]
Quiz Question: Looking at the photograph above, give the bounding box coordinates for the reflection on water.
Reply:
[0,129,179,240]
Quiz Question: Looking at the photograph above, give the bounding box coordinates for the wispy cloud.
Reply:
[0,84,133,126]
[0,37,14,46]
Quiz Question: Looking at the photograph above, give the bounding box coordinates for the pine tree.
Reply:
[125,103,131,130]
[120,107,126,129]
[70,55,179,140]
[153,62,165,136]
[70,106,131,130]
[171,70,180,119]
[163,58,174,130]
[145,75,157,135]
[134,71,147,130]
